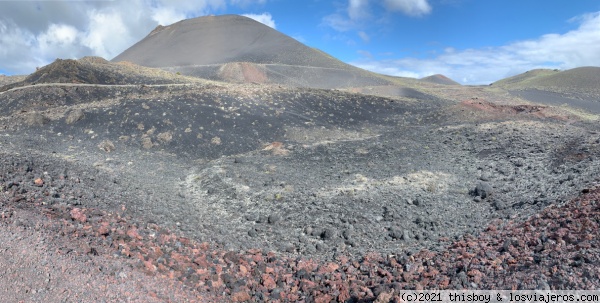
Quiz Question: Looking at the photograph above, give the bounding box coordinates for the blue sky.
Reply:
[1,0,600,84]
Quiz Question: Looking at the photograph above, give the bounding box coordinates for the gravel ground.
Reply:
[511,89,600,114]
[1,151,598,302]
[1,81,599,301]
[0,153,210,302]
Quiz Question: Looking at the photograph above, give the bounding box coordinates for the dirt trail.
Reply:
[0,82,192,95]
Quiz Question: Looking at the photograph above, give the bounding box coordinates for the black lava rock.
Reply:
[472,181,493,199]
[268,214,281,224]
[321,228,337,240]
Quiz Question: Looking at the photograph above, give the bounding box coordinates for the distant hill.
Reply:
[519,66,600,90]
[491,69,560,88]
[0,57,201,93]
[0,75,26,87]
[419,74,460,85]
[492,66,600,100]
[112,14,391,89]
[492,67,600,91]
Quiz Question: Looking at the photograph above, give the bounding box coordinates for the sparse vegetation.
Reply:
[97,140,115,152]
[24,111,50,126]
[65,109,85,124]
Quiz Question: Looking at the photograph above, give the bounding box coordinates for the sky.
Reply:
[1,0,600,84]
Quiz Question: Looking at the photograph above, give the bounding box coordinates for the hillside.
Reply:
[112,15,391,88]
[524,66,600,91]
[492,68,559,88]
[420,74,460,85]
[0,57,202,93]
[0,75,26,86]
[493,67,600,100]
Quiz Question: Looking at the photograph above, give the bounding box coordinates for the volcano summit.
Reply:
[112,14,391,88]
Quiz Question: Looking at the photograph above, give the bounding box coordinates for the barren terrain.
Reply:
[1,14,600,301]
[1,58,599,302]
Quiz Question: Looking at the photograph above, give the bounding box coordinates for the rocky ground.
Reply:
[0,150,598,302]
[1,78,599,301]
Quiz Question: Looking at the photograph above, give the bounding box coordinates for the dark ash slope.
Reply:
[113,15,349,69]
[112,15,390,89]
[491,67,600,114]
[420,74,460,85]
[2,77,599,261]
[493,67,600,102]
[2,58,600,301]
[0,57,200,93]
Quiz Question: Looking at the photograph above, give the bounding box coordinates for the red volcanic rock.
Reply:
[2,156,599,301]
[33,178,44,187]
[318,262,340,274]
[261,274,276,289]
[314,294,333,303]
[69,208,86,223]
[230,290,251,302]
[126,227,142,240]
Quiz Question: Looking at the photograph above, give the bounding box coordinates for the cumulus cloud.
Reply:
[323,0,431,32]
[357,50,373,58]
[149,0,227,25]
[0,0,268,75]
[37,24,79,56]
[351,12,600,84]
[358,31,370,42]
[151,7,188,26]
[82,9,137,59]
[322,0,430,47]
[322,14,356,32]
[242,12,276,28]
[0,20,40,73]
[383,0,431,16]
[230,0,267,7]
[348,0,369,20]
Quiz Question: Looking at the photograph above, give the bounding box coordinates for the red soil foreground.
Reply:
[1,179,598,302]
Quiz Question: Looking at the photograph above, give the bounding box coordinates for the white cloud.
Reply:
[148,0,227,25]
[358,31,370,42]
[0,0,270,75]
[242,12,276,28]
[37,24,79,57]
[230,0,267,7]
[151,7,187,25]
[82,10,134,59]
[351,12,600,84]
[322,13,356,32]
[323,0,431,46]
[323,0,432,32]
[0,20,40,73]
[383,0,431,16]
[357,50,373,58]
[348,0,369,20]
